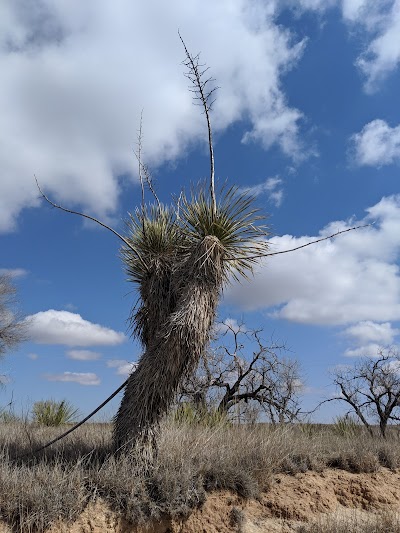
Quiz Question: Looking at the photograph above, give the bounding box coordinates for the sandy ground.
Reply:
[2,468,400,532]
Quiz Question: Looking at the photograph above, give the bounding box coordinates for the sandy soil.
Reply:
[2,468,400,532]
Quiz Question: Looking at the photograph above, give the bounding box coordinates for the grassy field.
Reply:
[1,419,400,531]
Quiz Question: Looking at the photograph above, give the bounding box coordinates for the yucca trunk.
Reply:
[114,235,223,451]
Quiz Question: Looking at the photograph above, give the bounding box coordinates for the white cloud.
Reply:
[26,310,126,346]
[342,0,400,92]
[225,195,400,326]
[66,349,101,360]
[343,321,399,345]
[107,359,137,376]
[0,268,28,278]
[352,119,400,166]
[342,320,399,358]
[241,176,284,207]
[214,318,246,335]
[286,0,400,92]
[0,0,306,233]
[0,375,11,385]
[64,303,78,312]
[269,189,284,208]
[344,343,396,357]
[44,371,100,385]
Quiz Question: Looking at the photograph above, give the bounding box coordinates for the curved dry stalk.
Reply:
[179,31,217,217]
[137,109,145,213]
[14,378,129,460]
[132,122,161,211]
[230,223,373,261]
[34,176,147,269]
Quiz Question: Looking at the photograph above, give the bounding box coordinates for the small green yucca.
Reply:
[0,409,19,423]
[172,403,229,427]
[333,415,362,437]
[32,400,79,427]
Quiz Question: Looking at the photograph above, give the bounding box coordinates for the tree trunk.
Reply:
[114,236,223,452]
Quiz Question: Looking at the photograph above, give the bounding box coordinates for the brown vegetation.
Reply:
[1,420,400,531]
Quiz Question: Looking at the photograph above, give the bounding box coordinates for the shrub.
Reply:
[32,400,79,426]
[333,415,363,437]
[172,403,229,427]
[0,408,19,423]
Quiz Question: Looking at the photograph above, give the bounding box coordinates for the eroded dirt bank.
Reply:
[2,468,400,533]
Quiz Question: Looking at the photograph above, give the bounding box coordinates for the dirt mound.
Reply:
[2,468,400,532]
[261,468,400,521]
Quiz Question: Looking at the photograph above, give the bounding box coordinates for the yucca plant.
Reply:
[333,414,363,437]
[172,402,229,427]
[114,186,269,451]
[32,37,271,455]
[121,204,180,345]
[32,400,79,427]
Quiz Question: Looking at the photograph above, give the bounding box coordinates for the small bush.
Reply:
[377,445,400,470]
[32,399,79,426]
[333,415,363,437]
[327,451,380,474]
[0,409,19,423]
[172,403,229,427]
[230,506,246,530]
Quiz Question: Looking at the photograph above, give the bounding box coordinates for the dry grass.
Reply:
[297,510,400,532]
[1,420,400,531]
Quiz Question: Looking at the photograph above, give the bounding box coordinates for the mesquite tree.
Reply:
[329,349,400,438]
[179,323,303,423]
[0,274,26,360]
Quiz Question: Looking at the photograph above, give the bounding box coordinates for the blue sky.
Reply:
[1,0,400,421]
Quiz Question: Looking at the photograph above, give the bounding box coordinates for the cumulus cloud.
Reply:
[342,0,400,92]
[343,321,399,357]
[287,0,400,92]
[241,176,284,207]
[351,119,400,167]
[343,321,399,345]
[107,359,137,376]
[26,310,126,346]
[66,349,101,360]
[344,343,386,357]
[0,0,306,233]
[225,195,400,326]
[44,371,100,385]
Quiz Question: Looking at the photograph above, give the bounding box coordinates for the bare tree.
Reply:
[329,349,400,438]
[179,323,303,424]
[0,274,26,360]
